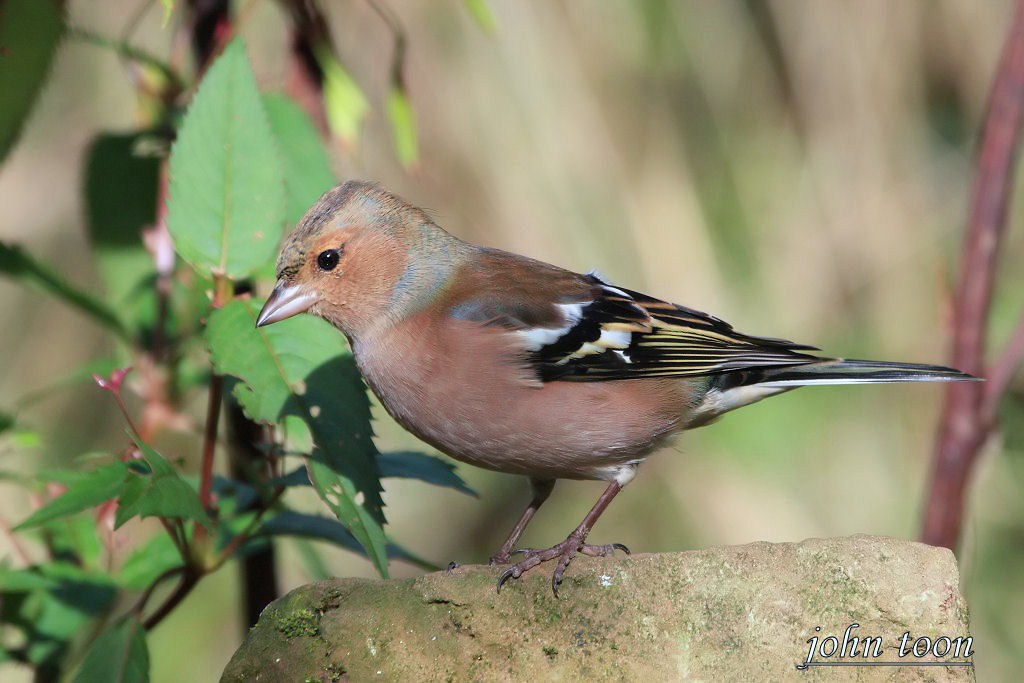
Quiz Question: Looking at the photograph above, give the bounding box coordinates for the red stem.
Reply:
[921,0,1024,549]
[198,275,233,516]
[198,374,223,512]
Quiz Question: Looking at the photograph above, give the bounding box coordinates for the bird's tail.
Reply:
[687,359,976,428]
[734,358,977,389]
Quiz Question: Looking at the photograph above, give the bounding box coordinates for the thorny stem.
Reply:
[921,0,1024,550]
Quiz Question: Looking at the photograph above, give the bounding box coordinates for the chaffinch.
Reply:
[257,180,972,594]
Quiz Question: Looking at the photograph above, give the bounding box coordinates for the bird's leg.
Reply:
[497,479,629,596]
[489,478,555,565]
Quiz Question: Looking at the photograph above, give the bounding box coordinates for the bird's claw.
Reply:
[579,542,630,557]
[494,537,629,595]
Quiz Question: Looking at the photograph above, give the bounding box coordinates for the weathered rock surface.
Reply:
[222,535,974,681]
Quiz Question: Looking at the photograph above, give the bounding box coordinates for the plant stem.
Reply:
[142,568,201,630]
[198,375,224,514]
[133,565,186,619]
[198,274,234,516]
[66,27,185,92]
[921,0,1024,550]
[210,487,285,571]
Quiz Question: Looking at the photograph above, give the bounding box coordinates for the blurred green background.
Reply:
[1,0,1023,680]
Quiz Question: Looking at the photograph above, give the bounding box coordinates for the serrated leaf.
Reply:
[306,459,388,576]
[317,46,369,146]
[74,618,149,683]
[264,93,336,225]
[0,242,128,340]
[205,298,388,575]
[0,0,64,162]
[15,462,128,530]
[386,86,419,167]
[378,451,475,496]
[84,133,161,329]
[115,437,212,530]
[166,38,285,279]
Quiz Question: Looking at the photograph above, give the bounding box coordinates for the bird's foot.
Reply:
[488,553,510,566]
[495,534,629,596]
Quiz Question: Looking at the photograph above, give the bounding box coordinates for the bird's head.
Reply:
[257,180,467,338]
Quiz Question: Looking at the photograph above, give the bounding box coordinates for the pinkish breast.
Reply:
[352,313,694,481]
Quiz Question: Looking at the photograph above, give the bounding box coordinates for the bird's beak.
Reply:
[256,281,317,327]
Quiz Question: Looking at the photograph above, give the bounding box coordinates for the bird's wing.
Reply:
[445,251,822,382]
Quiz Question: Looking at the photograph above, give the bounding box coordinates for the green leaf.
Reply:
[84,133,161,328]
[0,566,56,592]
[115,437,212,530]
[31,514,105,570]
[0,0,64,162]
[0,242,129,340]
[117,534,181,590]
[166,39,285,279]
[257,510,363,552]
[206,298,388,575]
[386,86,419,168]
[259,511,439,571]
[306,459,389,576]
[8,563,119,667]
[15,462,128,530]
[317,46,369,146]
[74,618,149,683]
[264,93,336,226]
[463,0,497,32]
[378,451,475,496]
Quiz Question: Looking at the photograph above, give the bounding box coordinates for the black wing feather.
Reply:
[534,275,822,382]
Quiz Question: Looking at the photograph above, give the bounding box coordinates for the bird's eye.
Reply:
[316,249,340,272]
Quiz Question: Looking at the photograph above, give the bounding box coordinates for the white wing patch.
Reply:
[565,328,634,361]
[513,296,639,365]
[514,303,584,351]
